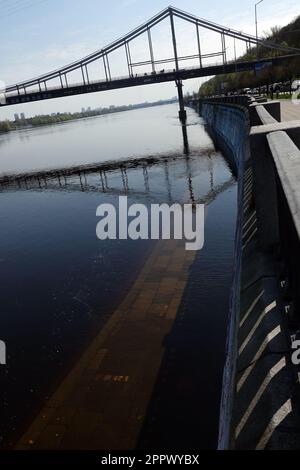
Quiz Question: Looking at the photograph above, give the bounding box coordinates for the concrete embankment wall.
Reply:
[201,101,249,449]
[198,98,300,450]
[201,102,249,174]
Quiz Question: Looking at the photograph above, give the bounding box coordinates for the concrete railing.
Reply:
[198,95,300,449]
[249,100,281,126]
[250,112,300,324]
[269,131,300,325]
[268,131,300,239]
[201,94,300,319]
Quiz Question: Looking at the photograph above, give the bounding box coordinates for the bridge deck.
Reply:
[2,56,298,108]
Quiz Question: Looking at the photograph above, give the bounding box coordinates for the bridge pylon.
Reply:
[176,79,187,124]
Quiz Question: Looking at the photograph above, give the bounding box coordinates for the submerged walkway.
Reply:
[16,240,196,450]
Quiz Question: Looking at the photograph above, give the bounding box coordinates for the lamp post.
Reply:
[255,0,264,44]
[255,0,264,94]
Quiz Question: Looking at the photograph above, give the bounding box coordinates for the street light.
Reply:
[255,0,264,43]
[255,0,264,93]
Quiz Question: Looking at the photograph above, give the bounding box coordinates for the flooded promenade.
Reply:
[0,104,237,449]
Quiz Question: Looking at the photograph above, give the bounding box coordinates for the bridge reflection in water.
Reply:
[0,131,237,450]
[0,145,235,208]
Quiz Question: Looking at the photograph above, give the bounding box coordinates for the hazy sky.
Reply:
[0,0,299,119]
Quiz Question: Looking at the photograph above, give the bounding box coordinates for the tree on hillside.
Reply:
[0,120,12,133]
[199,15,300,97]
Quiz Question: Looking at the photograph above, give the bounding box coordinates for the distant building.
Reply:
[81,107,85,113]
[20,113,25,120]
[14,113,19,121]
[87,107,91,112]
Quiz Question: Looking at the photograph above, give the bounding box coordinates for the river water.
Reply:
[0,103,237,449]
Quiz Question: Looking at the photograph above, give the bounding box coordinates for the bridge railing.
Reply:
[200,95,253,107]
[4,61,227,99]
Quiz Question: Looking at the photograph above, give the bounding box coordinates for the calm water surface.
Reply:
[0,104,237,448]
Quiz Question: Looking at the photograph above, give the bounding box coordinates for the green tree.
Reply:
[0,120,12,133]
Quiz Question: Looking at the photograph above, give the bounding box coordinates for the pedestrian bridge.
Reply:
[1,6,300,108]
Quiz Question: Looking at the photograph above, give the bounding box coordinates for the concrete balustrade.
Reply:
[249,101,281,125]
[268,131,300,238]
[198,95,300,450]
